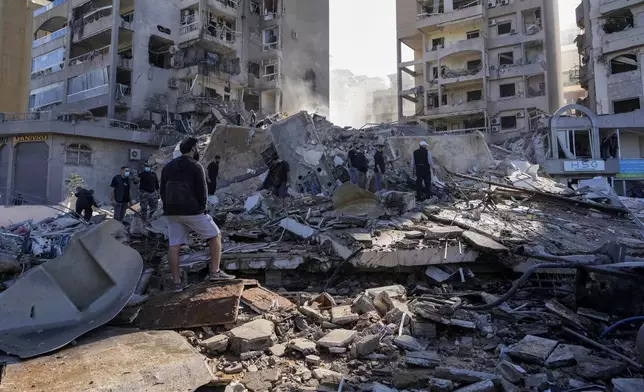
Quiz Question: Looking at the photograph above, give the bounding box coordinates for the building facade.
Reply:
[576,0,644,115]
[395,0,563,137]
[28,0,329,129]
[372,73,414,124]
[560,26,586,106]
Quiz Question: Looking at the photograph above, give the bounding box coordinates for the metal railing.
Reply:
[31,63,65,80]
[67,84,109,103]
[0,112,53,122]
[68,46,110,67]
[33,27,68,49]
[33,0,67,17]
[180,21,200,35]
[214,0,239,9]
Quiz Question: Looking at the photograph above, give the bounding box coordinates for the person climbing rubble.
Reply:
[269,156,290,198]
[348,148,368,189]
[74,186,98,221]
[160,137,235,292]
[411,141,434,200]
[138,162,159,219]
[207,155,221,196]
[374,145,386,191]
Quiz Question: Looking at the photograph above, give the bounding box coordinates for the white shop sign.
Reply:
[563,160,606,172]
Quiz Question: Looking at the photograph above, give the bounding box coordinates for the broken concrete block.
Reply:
[545,344,577,368]
[269,343,286,357]
[350,232,373,246]
[495,360,526,384]
[279,218,316,238]
[380,190,416,214]
[613,378,644,392]
[328,347,347,354]
[429,378,455,392]
[425,226,464,239]
[404,230,425,239]
[373,291,393,315]
[452,380,496,392]
[352,294,377,314]
[317,329,357,348]
[434,367,500,384]
[305,354,321,366]
[299,305,330,322]
[500,379,520,392]
[394,335,428,351]
[312,292,337,307]
[372,383,398,392]
[228,319,275,354]
[349,333,380,358]
[384,300,413,325]
[312,368,343,385]
[366,285,407,300]
[461,231,508,253]
[405,350,440,368]
[392,370,425,388]
[200,334,229,352]
[224,362,243,374]
[576,356,625,379]
[242,369,280,392]
[506,335,558,364]
[331,305,359,325]
[525,373,549,391]
[288,338,318,355]
[244,193,262,212]
[411,319,437,338]
[450,318,477,330]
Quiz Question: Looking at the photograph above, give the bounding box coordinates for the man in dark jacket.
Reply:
[161,137,235,292]
[138,163,159,219]
[411,141,434,200]
[374,145,386,191]
[269,156,290,198]
[75,186,98,221]
[348,148,368,189]
[206,155,221,195]
[110,166,137,221]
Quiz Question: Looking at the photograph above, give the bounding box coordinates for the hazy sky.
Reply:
[329,0,581,78]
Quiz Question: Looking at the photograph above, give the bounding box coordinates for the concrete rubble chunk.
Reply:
[434,367,500,384]
[228,318,275,354]
[366,285,407,300]
[241,286,295,313]
[305,354,321,366]
[200,334,229,353]
[269,343,286,357]
[372,383,399,392]
[350,232,373,246]
[299,305,330,322]
[500,379,520,392]
[495,360,526,384]
[279,218,316,238]
[241,369,280,392]
[244,193,262,212]
[576,355,626,379]
[394,335,428,351]
[312,368,344,385]
[352,294,377,314]
[405,350,441,368]
[404,230,425,239]
[385,300,413,325]
[428,378,455,392]
[288,338,318,355]
[411,319,437,338]
[317,329,358,348]
[545,344,577,368]
[380,190,417,215]
[425,225,465,239]
[612,378,644,392]
[506,335,559,364]
[525,373,549,391]
[350,333,380,358]
[331,305,359,325]
[329,347,347,354]
[452,380,496,392]
[461,231,509,253]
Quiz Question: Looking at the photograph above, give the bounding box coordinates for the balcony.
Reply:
[440,64,484,85]
[576,2,585,29]
[179,20,237,53]
[490,94,549,114]
[425,37,484,61]
[488,0,543,18]
[34,0,67,17]
[72,7,134,44]
[67,84,109,104]
[602,25,644,54]
[207,0,239,18]
[487,29,545,49]
[67,46,112,80]
[490,62,546,80]
[425,99,485,118]
[600,0,644,15]
[32,27,68,58]
[417,3,483,30]
[115,84,132,107]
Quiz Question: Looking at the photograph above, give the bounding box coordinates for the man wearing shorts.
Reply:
[160,137,235,292]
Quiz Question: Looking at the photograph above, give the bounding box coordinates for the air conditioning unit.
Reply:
[501,0,510,5]
[487,0,497,8]
[129,148,142,161]
[516,111,525,118]
[510,29,517,34]
[167,78,179,89]
[491,118,499,125]
[492,126,500,133]
[489,19,497,26]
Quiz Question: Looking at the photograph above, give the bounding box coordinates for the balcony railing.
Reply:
[33,27,68,49]
[67,84,109,103]
[180,21,199,35]
[263,41,279,51]
[31,62,64,80]
[68,45,110,67]
[33,0,67,17]
[214,0,239,9]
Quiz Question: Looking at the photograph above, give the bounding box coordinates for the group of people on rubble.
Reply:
[348,140,434,201]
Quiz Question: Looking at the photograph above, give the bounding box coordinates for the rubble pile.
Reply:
[1,111,644,391]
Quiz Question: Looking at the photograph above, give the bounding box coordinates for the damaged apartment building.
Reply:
[27,0,329,130]
[395,0,562,139]
[576,0,644,115]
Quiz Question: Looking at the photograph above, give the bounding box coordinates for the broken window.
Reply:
[263,28,279,51]
[65,143,92,166]
[614,98,641,114]
[523,8,542,35]
[249,62,260,78]
[497,21,512,35]
[466,30,480,39]
[467,90,482,102]
[304,69,317,93]
[427,93,439,108]
[610,54,638,74]
[501,116,517,129]
[499,52,514,66]
[148,35,173,69]
[263,0,278,18]
[432,67,439,79]
[431,38,444,51]
[441,94,447,105]
[603,9,633,34]
[250,1,260,14]
[500,83,516,98]
[467,59,482,72]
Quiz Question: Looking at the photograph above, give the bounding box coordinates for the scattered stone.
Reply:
[288,338,318,355]
[405,350,441,368]
[317,329,357,348]
[428,378,455,392]
[200,334,229,353]
[450,319,477,330]
[269,343,286,357]
[305,354,321,366]
[239,350,263,360]
[411,319,437,338]
[331,305,359,325]
[495,360,525,384]
[179,330,196,338]
[394,335,428,351]
[461,231,508,253]
[404,230,425,239]
[350,334,380,358]
[434,367,500,384]
[525,373,549,391]
[452,380,496,392]
[352,294,377,314]
[299,305,330,322]
[224,362,243,374]
[312,368,343,385]
[372,382,399,392]
[224,381,246,392]
[329,347,347,354]
[576,356,625,379]
[242,369,280,392]
[365,285,406,300]
[612,378,644,392]
[384,300,412,324]
[392,371,424,389]
[545,344,577,368]
[295,366,312,381]
[500,379,520,392]
[425,225,464,239]
[228,319,275,354]
[506,335,559,364]
[568,379,587,389]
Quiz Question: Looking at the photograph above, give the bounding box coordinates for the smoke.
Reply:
[329,71,391,128]
[281,75,330,118]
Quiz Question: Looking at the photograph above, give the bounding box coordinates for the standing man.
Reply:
[270,156,290,198]
[75,186,98,221]
[374,145,386,191]
[348,148,368,189]
[138,163,159,219]
[110,166,134,221]
[411,141,434,200]
[207,155,221,196]
[161,137,235,292]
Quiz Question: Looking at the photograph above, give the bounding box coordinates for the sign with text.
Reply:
[617,159,644,179]
[13,134,48,143]
[563,160,605,172]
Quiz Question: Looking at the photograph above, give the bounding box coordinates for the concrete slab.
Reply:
[200,334,229,353]
[350,232,373,246]
[288,338,318,355]
[461,231,509,253]
[365,285,407,299]
[434,367,500,384]
[394,335,428,351]
[613,378,644,392]
[332,182,381,218]
[228,318,275,354]
[349,334,380,358]
[317,329,358,348]
[405,350,441,368]
[279,218,316,238]
[241,286,295,313]
[545,344,577,368]
[576,356,625,379]
[331,305,359,325]
[137,281,244,329]
[452,380,496,392]
[507,335,559,365]
[425,226,465,239]
[0,328,213,392]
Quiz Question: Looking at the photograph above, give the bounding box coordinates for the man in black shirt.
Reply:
[374,145,386,191]
[75,186,98,221]
[110,166,134,221]
[412,141,434,200]
[348,148,368,189]
[161,137,235,292]
[206,155,221,196]
[138,163,159,219]
[269,157,290,198]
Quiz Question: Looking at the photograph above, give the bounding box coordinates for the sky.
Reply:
[329,0,581,79]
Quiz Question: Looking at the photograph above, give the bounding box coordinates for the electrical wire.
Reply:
[600,316,644,338]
